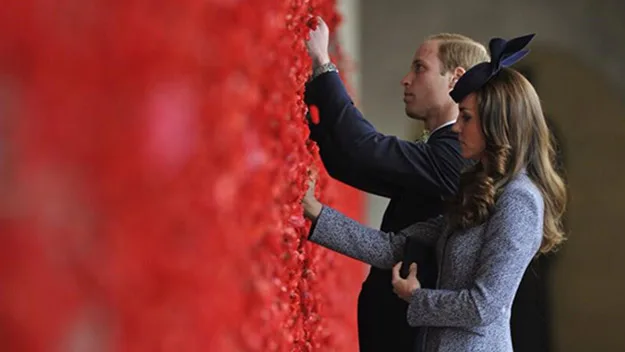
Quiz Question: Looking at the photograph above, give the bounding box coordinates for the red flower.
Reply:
[309,105,321,125]
[0,0,363,351]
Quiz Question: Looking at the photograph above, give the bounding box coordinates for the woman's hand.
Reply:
[302,170,323,220]
[392,262,421,303]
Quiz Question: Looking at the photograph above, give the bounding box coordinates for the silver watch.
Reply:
[311,62,339,80]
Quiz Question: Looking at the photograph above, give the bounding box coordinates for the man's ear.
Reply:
[449,66,466,89]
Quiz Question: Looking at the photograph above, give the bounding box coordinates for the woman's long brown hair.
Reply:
[449,67,567,254]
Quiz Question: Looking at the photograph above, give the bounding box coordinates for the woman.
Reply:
[302,34,566,352]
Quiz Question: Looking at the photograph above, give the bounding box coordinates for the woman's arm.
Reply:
[405,184,544,328]
[308,206,405,268]
[303,185,444,269]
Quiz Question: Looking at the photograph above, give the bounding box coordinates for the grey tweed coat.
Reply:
[309,173,544,352]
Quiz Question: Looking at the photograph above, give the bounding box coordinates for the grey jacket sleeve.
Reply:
[309,206,445,269]
[406,185,544,327]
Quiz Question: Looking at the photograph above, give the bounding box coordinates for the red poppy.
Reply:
[0,0,363,350]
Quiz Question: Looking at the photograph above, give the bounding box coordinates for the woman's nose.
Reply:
[451,121,461,134]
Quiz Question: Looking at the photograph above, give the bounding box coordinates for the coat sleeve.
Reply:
[305,71,466,199]
[308,206,445,269]
[309,118,400,198]
[406,185,544,328]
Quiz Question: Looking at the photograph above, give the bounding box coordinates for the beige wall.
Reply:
[351,0,625,350]
[525,48,625,351]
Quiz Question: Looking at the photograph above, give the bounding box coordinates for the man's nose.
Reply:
[400,73,411,87]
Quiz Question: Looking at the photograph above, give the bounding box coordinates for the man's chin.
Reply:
[405,109,425,121]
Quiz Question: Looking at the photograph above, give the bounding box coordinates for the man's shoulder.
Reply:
[428,124,459,141]
[426,126,463,156]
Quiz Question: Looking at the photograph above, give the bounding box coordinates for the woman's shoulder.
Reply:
[497,172,544,212]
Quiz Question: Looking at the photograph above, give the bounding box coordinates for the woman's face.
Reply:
[452,93,486,161]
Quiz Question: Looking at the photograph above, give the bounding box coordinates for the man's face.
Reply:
[401,40,456,120]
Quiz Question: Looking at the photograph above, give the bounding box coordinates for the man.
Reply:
[304,18,489,351]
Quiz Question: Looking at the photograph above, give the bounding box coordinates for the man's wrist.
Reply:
[311,55,331,70]
[311,61,338,81]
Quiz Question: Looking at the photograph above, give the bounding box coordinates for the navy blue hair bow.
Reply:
[449,34,535,103]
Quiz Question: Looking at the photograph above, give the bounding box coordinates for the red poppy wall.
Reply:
[0,0,364,351]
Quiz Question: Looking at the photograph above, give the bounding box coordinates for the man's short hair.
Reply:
[427,33,490,74]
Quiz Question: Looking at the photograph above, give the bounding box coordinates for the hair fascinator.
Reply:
[450,34,535,103]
